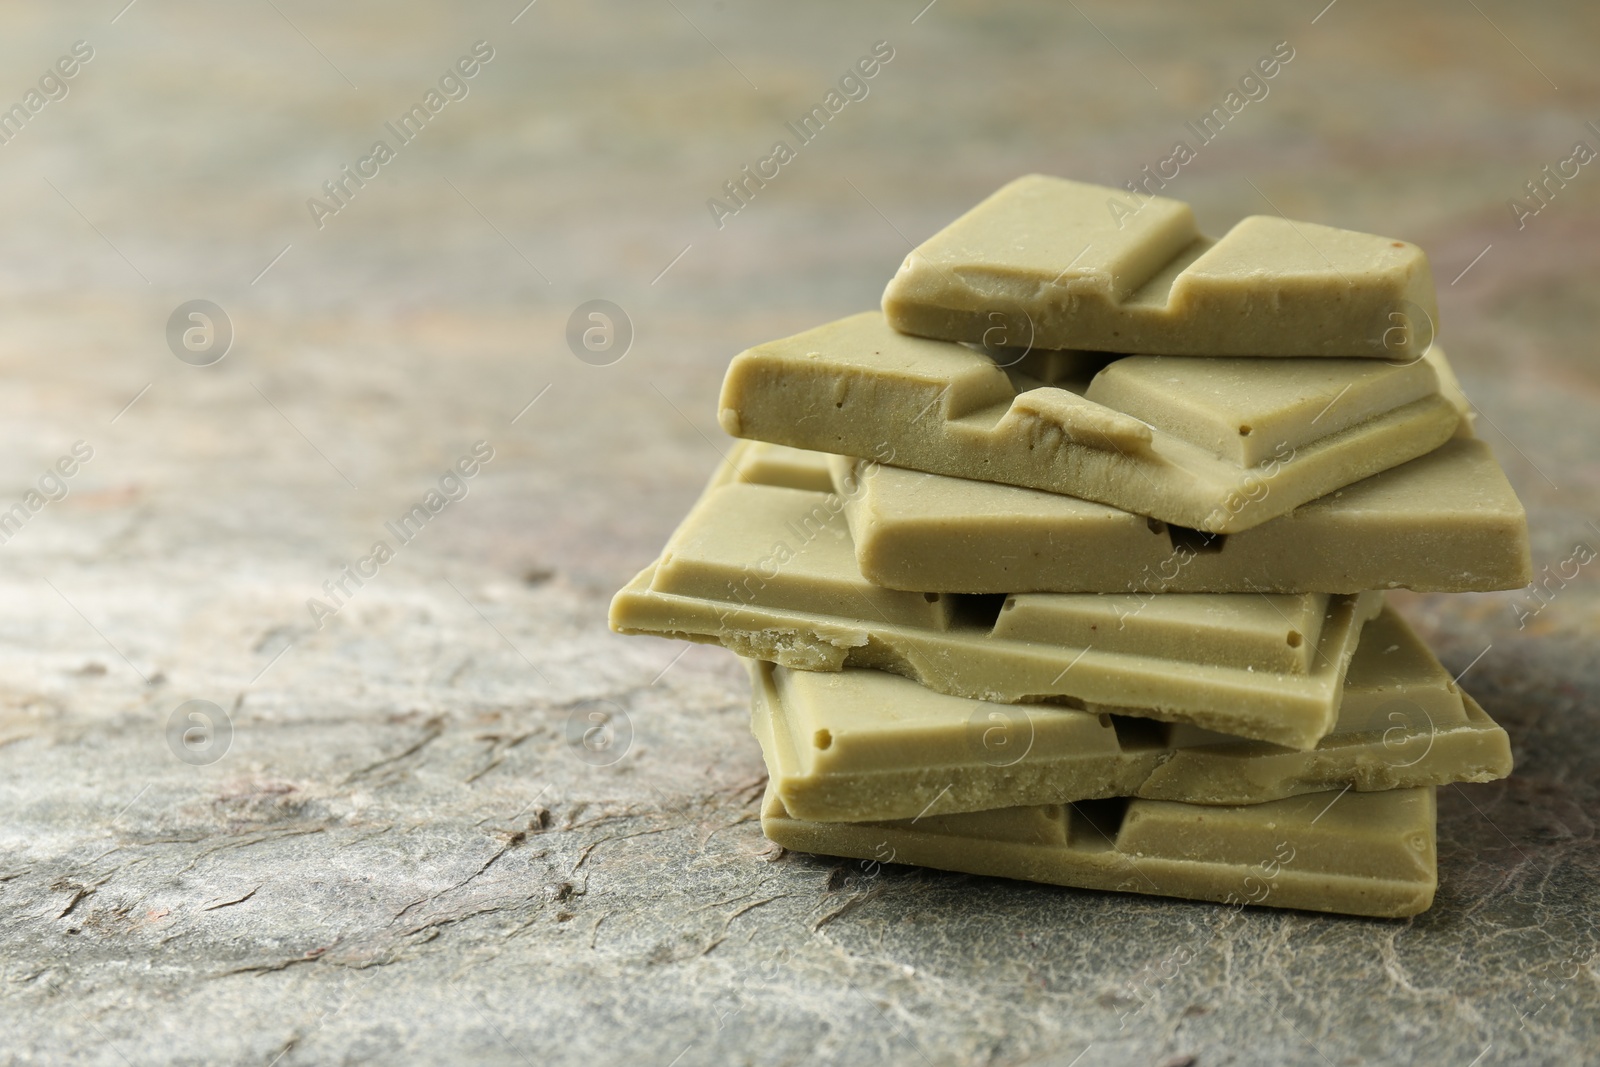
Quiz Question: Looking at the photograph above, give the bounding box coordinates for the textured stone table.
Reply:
[0,1,1596,1064]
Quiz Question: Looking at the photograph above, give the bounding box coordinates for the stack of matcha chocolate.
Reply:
[611,176,1531,918]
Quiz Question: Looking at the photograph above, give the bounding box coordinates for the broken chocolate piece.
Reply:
[881,174,1438,360]
[749,607,1510,821]
[760,782,1437,918]
[716,312,1460,532]
[609,460,1384,749]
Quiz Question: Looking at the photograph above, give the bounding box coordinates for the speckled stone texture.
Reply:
[0,1,1595,1064]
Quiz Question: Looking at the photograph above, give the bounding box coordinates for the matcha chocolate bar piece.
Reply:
[609,462,1383,748]
[822,436,1530,594]
[761,783,1437,918]
[716,312,1460,532]
[750,606,1510,822]
[882,174,1438,360]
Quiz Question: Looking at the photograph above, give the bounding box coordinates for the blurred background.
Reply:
[0,2,1595,1064]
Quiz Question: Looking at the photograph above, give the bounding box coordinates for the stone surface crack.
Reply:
[344,716,446,783]
[571,826,676,872]
[176,825,328,875]
[389,830,541,930]
[201,885,261,911]
[464,729,539,785]
[811,885,885,932]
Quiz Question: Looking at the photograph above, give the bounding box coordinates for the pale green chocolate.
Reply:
[716,312,1460,532]
[761,783,1438,918]
[609,459,1385,749]
[881,174,1439,360]
[793,436,1530,594]
[749,607,1510,821]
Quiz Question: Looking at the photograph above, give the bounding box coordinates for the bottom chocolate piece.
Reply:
[761,784,1437,918]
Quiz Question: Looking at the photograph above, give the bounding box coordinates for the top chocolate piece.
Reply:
[882,175,1438,359]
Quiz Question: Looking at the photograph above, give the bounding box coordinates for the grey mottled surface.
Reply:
[0,1,1597,1064]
